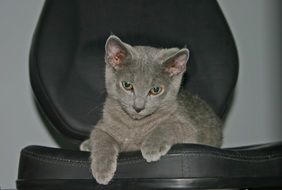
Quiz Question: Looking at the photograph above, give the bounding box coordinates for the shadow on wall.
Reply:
[276,0,282,138]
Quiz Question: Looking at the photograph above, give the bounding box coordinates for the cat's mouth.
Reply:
[127,110,148,120]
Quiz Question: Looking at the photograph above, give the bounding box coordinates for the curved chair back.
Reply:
[30,0,238,140]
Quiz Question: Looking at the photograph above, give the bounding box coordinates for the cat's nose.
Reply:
[133,106,144,113]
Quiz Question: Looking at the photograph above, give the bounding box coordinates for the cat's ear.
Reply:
[105,35,131,69]
[163,48,189,77]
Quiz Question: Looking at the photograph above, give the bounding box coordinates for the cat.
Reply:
[80,35,223,185]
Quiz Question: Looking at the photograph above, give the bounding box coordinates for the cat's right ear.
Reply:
[105,35,131,70]
[163,48,190,77]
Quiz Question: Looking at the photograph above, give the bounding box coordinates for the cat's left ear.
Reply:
[163,48,190,77]
[105,35,132,69]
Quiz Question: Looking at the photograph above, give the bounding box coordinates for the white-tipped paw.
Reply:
[91,157,117,185]
[80,139,91,152]
[141,140,171,162]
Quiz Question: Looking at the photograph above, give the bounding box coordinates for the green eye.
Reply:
[122,81,133,91]
[149,85,163,95]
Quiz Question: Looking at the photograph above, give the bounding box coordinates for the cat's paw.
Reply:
[141,139,172,162]
[80,139,91,152]
[91,156,117,185]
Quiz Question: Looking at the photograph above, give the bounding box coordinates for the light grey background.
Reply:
[0,0,281,188]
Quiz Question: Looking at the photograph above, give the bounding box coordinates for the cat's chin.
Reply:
[130,114,146,120]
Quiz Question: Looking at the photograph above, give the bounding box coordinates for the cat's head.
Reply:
[104,35,189,120]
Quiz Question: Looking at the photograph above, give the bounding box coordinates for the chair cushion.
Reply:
[17,143,282,189]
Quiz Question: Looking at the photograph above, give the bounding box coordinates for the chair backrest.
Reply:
[30,0,238,140]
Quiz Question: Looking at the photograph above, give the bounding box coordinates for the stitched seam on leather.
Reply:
[22,150,89,167]
[170,150,282,160]
[120,154,282,166]
[119,153,282,164]
[22,149,175,165]
[22,148,282,167]
[25,145,282,160]
[172,146,281,156]
[120,152,282,162]
[118,156,181,165]
[23,154,89,168]
[184,153,282,162]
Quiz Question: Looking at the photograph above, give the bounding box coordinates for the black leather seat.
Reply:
[17,0,282,189]
[18,143,282,189]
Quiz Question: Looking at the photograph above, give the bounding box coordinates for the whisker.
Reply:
[86,103,104,115]
[84,88,107,116]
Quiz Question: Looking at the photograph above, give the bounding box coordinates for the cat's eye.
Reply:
[121,81,133,91]
[149,85,163,95]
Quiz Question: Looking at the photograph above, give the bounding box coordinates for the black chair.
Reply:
[17,0,282,189]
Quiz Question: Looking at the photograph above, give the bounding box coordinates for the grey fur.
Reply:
[83,35,223,185]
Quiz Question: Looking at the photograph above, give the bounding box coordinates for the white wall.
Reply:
[0,0,281,188]
[218,0,282,147]
[0,1,51,189]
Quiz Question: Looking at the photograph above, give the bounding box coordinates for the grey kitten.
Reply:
[81,35,223,185]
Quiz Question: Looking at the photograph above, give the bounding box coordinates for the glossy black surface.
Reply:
[17,143,282,189]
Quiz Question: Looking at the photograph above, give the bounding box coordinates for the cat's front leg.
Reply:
[141,124,178,162]
[90,128,120,185]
